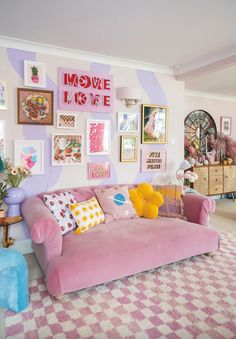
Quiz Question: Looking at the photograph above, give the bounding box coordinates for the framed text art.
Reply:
[141,104,168,144]
[57,112,77,129]
[24,60,46,88]
[0,81,7,110]
[220,117,232,136]
[52,134,82,166]
[141,150,166,172]
[120,135,138,162]
[17,88,53,125]
[117,112,139,133]
[87,119,110,155]
[88,162,110,180]
[14,140,44,175]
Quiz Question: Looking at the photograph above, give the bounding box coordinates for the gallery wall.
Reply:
[0,45,185,198]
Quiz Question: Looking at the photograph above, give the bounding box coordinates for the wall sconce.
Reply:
[117,87,142,108]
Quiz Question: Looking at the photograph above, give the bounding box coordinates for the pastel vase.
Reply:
[4,187,26,217]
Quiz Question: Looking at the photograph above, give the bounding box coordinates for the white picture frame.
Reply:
[117,112,139,133]
[87,119,110,155]
[52,133,83,166]
[24,60,46,88]
[0,80,8,110]
[57,112,77,129]
[14,140,44,175]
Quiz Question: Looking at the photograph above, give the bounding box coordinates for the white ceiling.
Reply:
[0,0,236,97]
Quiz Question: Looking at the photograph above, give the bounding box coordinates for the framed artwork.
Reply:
[17,88,54,125]
[88,162,110,179]
[52,134,83,166]
[117,112,139,133]
[14,140,44,175]
[87,119,110,155]
[0,80,7,110]
[0,120,5,158]
[220,117,232,136]
[141,150,166,172]
[141,104,168,144]
[120,135,138,162]
[24,60,46,88]
[57,112,77,129]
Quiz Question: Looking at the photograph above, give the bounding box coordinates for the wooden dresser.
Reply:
[192,164,236,196]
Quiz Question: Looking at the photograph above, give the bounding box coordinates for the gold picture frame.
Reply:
[141,104,168,144]
[120,135,138,162]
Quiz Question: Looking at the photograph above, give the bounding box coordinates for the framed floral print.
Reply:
[57,112,77,129]
[24,60,46,88]
[0,80,8,110]
[17,88,54,125]
[117,112,139,133]
[120,135,138,162]
[14,140,44,175]
[141,104,168,144]
[87,119,110,155]
[220,117,231,136]
[52,134,83,166]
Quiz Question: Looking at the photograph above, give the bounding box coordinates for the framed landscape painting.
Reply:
[17,88,54,125]
[117,112,139,133]
[14,140,44,175]
[141,104,168,144]
[24,60,46,88]
[52,134,83,166]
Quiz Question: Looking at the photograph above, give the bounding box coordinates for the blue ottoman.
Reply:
[0,248,29,312]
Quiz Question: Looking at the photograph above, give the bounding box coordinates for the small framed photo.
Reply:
[24,60,46,88]
[0,80,8,110]
[17,88,54,125]
[117,112,139,133]
[57,112,77,129]
[14,140,44,175]
[88,162,110,180]
[141,150,166,172]
[141,104,168,144]
[220,117,232,136]
[52,133,83,166]
[87,119,110,155]
[120,135,138,162]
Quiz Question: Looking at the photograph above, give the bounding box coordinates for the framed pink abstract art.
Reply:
[87,119,110,155]
[14,140,44,175]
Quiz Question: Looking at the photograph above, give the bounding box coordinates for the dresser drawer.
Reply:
[209,185,223,195]
[209,166,223,176]
[209,176,223,185]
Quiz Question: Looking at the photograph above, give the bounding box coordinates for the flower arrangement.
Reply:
[176,169,198,187]
[2,158,31,188]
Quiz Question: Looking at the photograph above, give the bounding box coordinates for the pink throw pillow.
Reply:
[94,186,137,223]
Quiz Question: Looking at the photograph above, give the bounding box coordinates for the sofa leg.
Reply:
[54,294,65,301]
[205,252,215,257]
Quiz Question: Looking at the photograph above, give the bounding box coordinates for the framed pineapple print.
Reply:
[24,60,46,88]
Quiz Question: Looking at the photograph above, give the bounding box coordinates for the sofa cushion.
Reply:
[94,186,137,223]
[69,197,105,234]
[43,192,77,235]
[153,184,185,219]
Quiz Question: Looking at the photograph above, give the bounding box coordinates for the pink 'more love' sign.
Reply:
[58,68,113,113]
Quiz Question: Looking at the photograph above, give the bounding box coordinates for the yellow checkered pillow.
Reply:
[69,197,105,234]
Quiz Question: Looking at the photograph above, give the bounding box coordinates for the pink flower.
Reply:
[10,167,18,175]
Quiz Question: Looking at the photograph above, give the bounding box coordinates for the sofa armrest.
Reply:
[182,193,216,226]
[21,197,62,261]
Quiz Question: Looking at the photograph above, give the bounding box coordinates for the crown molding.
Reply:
[0,35,174,75]
[185,89,236,102]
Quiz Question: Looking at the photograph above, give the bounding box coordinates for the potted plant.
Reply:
[0,181,8,217]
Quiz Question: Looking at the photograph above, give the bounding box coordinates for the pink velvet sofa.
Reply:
[21,185,220,297]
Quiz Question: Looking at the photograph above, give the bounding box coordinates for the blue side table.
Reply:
[0,248,29,312]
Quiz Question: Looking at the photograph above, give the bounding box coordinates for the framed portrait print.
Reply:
[220,117,231,136]
[24,60,46,88]
[57,112,77,129]
[87,119,110,155]
[14,140,44,175]
[120,135,138,162]
[52,134,83,166]
[117,112,139,133]
[17,88,53,125]
[141,104,168,144]
[0,81,7,110]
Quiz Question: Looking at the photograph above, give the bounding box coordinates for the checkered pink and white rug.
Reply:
[5,233,236,339]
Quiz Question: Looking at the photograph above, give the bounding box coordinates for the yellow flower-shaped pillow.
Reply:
[129,183,164,219]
